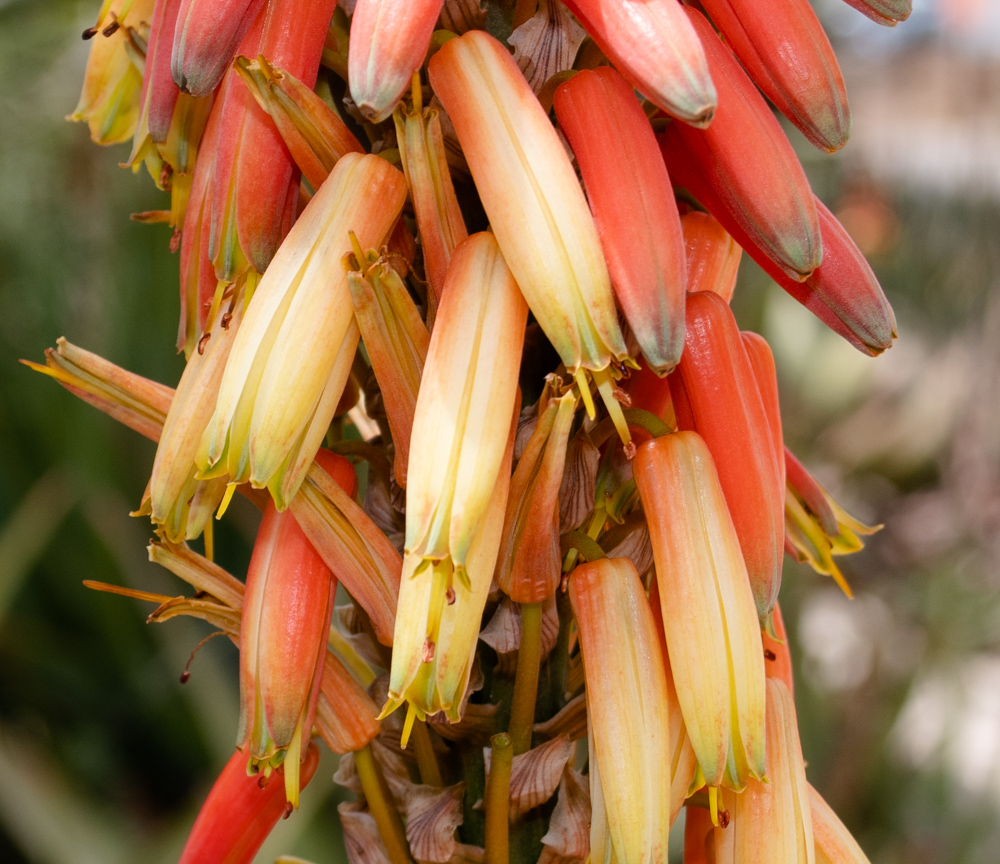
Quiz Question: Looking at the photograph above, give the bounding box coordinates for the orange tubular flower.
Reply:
[841,0,911,26]
[673,292,785,620]
[171,0,267,97]
[429,30,629,435]
[561,0,716,127]
[714,679,814,864]
[178,742,320,864]
[741,331,786,493]
[633,431,766,793]
[349,0,445,123]
[765,601,795,696]
[239,452,355,808]
[570,557,673,864]
[699,0,851,152]
[659,9,822,282]
[134,0,182,147]
[684,806,714,864]
[682,210,742,302]
[554,67,687,375]
[810,784,875,864]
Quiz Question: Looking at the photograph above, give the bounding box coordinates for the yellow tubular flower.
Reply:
[197,152,406,509]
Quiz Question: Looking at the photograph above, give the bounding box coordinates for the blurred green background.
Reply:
[1,0,999,861]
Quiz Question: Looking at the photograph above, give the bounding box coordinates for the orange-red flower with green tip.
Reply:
[699,0,851,152]
[659,8,822,282]
[554,66,687,376]
[842,0,911,26]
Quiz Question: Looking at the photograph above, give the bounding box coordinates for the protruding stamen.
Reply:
[401,701,419,749]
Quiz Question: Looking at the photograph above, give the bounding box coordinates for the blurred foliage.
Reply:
[2,0,1000,862]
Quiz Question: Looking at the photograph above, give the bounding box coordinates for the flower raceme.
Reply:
[698,0,851,152]
[672,292,785,620]
[178,742,319,864]
[659,8,822,282]
[428,31,628,393]
[238,452,354,809]
[197,152,406,510]
[349,0,445,124]
[385,233,524,724]
[633,431,766,792]
[570,557,673,864]
[561,0,716,127]
[554,66,687,376]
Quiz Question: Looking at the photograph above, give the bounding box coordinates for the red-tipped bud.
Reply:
[840,0,911,26]
[348,0,446,123]
[562,0,716,127]
[673,292,785,619]
[699,0,851,152]
[659,9,822,281]
[554,67,687,375]
[682,210,742,303]
[171,0,267,97]
[177,742,319,864]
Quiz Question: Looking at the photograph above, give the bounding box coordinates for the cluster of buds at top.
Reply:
[55,0,910,861]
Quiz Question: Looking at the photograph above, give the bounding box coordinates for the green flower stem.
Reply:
[354,744,413,864]
[410,718,444,787]
[508,602,543,755]
[485,733,513,864]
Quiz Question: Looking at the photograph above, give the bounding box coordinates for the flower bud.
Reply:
[570,557,673,864]
[682,210,741,303]
[428,30,626,379]
[198,152,406,509]
[496,389,577,604]
[699,0,851,152]
[659,8,821,281]
[741,331,785,493]
[633,431,766,791]
[674,292,785,619]
[178,742,319,864]
[561,0,716,126]
[554,67,687,375]
[348,0,445,123]
[714,679,813,864]
[841,0,910,26]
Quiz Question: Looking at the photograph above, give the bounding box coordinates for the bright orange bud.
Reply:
[171,0,267,97]
[554,67,687,375]
[714,679,814,864]
[673,292,785,619]
[348,0,446,123]
[682,210,741,302]
[562,0,716,126]
[659,9,822,282]
[699,0,851,152]
[496,388,577,604]
[177,742,319,864]
[235,54,364,191]
[841,0,910,26]
[239,453,354,807]
[633,431,766,791]
[810,784,875,864]
[570,557,673,864]
[741,331,785,493]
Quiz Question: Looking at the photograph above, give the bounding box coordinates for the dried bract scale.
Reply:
[348,0,446,123]
[682,210,742,302]
[235,54,364,190]
[177,742,319,864]
[714,679,814,864]
[699,0,851,152]
[495,389,577,604]
[394,84,468,302]
[69,0,155,145]
[509,0,587,95]
[570,557,673,864]
[561,0,716,127]
[633,432,766,791]
[659,9,822,282]
[428,31,628,401]
[197,152,406,509]
[674,292,785,619]
[554,67,687,375]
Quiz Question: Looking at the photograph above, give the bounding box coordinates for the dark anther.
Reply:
[445,587,456,605]
[169,229,181,254]
[624,441,637,461]
[179,670,191,684]
[257,774,268,788]
[282,802,294,819]
[82,27,98,39]
[197,332,211,355]
[221,312,233,330]
[719,809,731,829]
[101,20,120,37]
[612,387,632,407]
[763,648,776,661]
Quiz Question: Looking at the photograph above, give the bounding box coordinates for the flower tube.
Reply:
[571,557,673,864]
[197,152,406,509]
[633,431,766,792]
[682,210,742,302]
[554,67,687,375]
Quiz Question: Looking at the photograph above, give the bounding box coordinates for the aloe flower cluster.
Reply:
[40,0,911,861]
